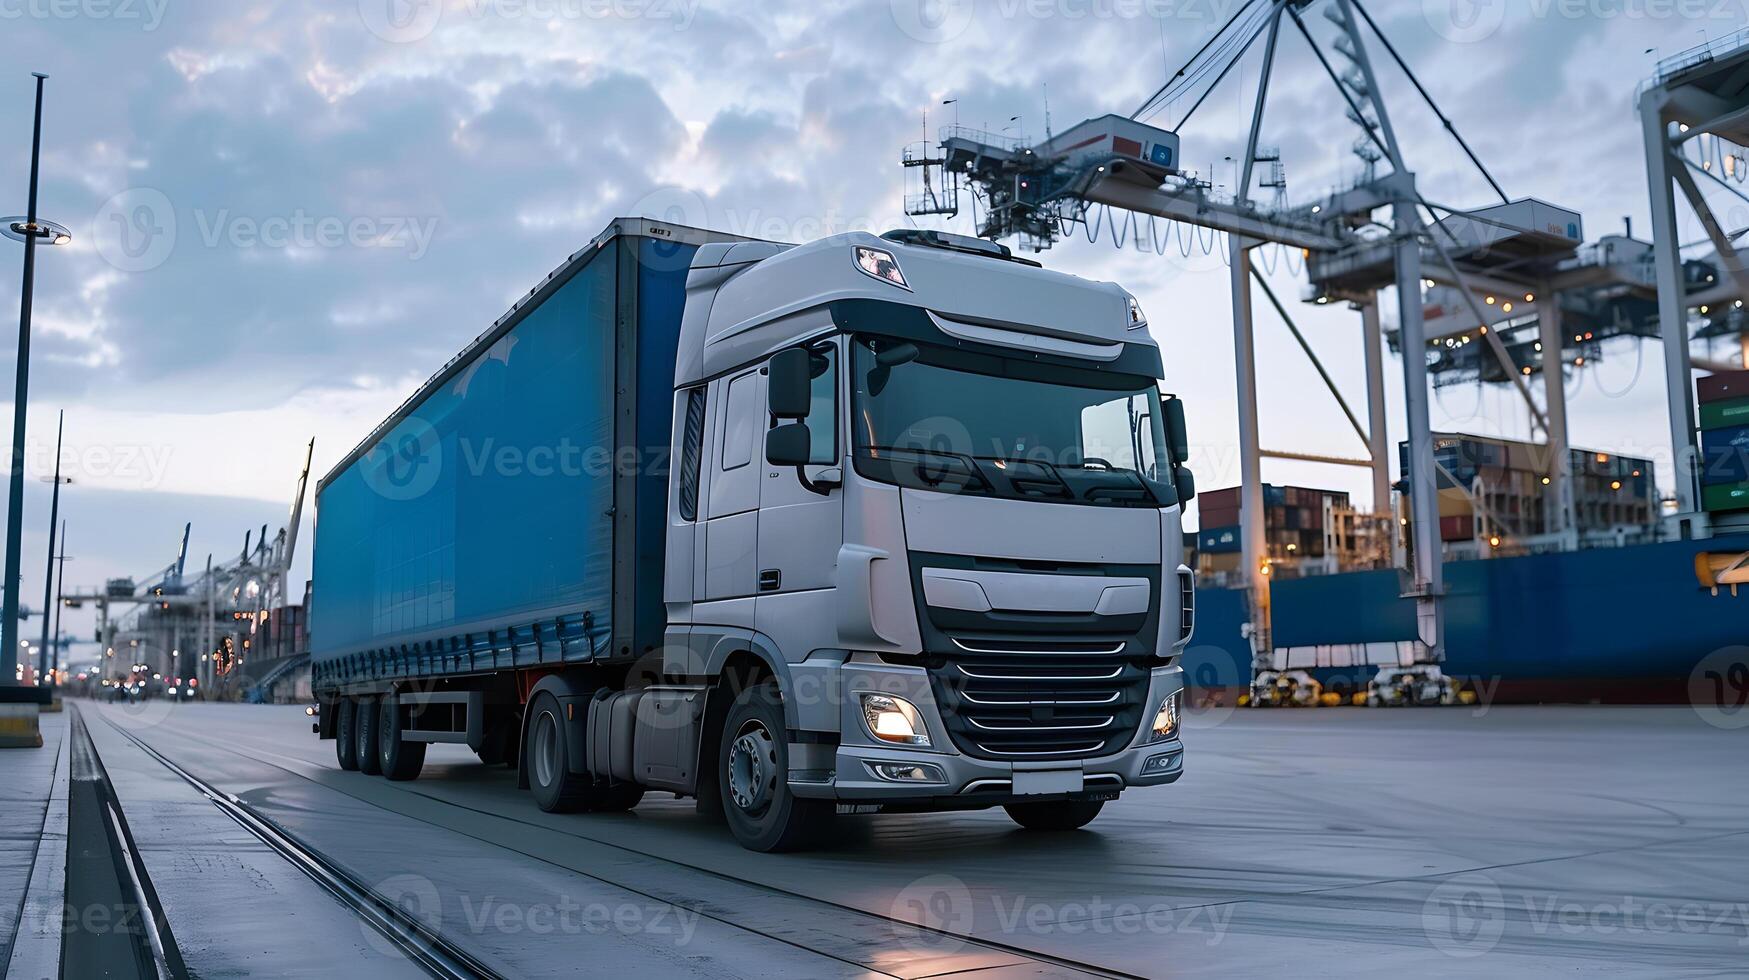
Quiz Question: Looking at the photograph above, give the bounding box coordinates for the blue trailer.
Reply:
[311,220,743,689]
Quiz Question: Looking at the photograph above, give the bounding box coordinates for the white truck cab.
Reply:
[661,228,1196,849]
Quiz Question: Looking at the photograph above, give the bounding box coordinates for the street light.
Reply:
[2,73,71,703]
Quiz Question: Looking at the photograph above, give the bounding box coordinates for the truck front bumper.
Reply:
[788,660,1185,806]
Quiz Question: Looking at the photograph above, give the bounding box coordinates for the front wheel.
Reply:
[718,683,834,852]
[1004,800,1104,832]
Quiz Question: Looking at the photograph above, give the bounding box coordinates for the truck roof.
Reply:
[679,229,1155,385]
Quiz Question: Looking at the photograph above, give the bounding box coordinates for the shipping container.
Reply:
[1701,425,1749,486]
[1700,397,1749,432]
[1702,481,1749,513]
[310,221,745,687]
[1697,369,1749,404]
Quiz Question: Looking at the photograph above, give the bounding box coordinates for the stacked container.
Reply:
[1698,370,1749,514]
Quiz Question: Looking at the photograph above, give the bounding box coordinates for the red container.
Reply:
[1698,370,1749,405]
[1439,515,1473,541]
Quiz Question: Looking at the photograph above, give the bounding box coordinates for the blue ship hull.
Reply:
[1185,534,1749,702]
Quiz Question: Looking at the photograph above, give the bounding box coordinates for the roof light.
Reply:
[852,245,909,290]
[1126,294,1148,330]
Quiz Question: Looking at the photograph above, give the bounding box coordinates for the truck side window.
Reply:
[721,371,758,471]
[806,345,837,465]
[678,387,705,521]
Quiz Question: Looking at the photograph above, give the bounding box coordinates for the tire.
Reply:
[1004,800,1105,832]
[718,683,833,852]
[355,696,383,775]
[378,695,427,781]
[334,697,360,771]
[522,692,645,813]
[475,715,517,768]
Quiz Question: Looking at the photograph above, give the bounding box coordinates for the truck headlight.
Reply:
[1148,691,1180,742]
[859,693,930,746]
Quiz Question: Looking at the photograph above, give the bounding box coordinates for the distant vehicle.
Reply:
[308,220,1197,851]
[1250,670,1323,707]
[1367,665,1457,706]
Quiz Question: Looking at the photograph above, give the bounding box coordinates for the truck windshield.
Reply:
[851,334,1174,508]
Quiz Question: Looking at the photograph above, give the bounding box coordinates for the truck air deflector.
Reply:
[827,299,1164,378]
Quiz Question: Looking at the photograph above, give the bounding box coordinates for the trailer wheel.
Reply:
[355,696,383,775]
[334,698,360,771]
[475,715,517,767]
[1003,800,1104,832]
[378,695,427,781]
[718,683,833,852]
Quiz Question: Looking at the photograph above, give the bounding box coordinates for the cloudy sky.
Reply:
[2,0,1745,663]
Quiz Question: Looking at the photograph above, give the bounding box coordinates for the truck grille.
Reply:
[928,656,1151,760]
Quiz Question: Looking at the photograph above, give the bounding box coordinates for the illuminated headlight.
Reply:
[866,761,946,783]
[1126,294,1148,330]
[853,245,910,290]
[859,693,930,746]
[1148,691,1180,742]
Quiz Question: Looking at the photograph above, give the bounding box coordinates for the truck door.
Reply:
[754,341,844,660]
[699,365,765,626]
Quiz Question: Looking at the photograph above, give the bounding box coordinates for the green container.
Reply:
[1701,481,1749,513]
[1700,396,1749,431]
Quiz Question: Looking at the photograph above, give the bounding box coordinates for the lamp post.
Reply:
[37,408,66,686]
[2,74,71,693]
[50,519,66,686]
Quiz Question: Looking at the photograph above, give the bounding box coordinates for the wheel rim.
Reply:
[727,719,777,815]
[532,711,560,789]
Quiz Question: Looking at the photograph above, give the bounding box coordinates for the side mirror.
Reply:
[1164,396,1190,466]
[766,422,812,467]
[1174,467,1196,504]
[769,348,812,420]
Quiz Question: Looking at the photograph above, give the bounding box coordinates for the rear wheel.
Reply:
[334,698,359,771]
[718,683,833,852]
[355,696,383,775]
[475,714,518,768]
[523,692,645,813]
[378,695,427,781]
[1004,800,1104,832]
